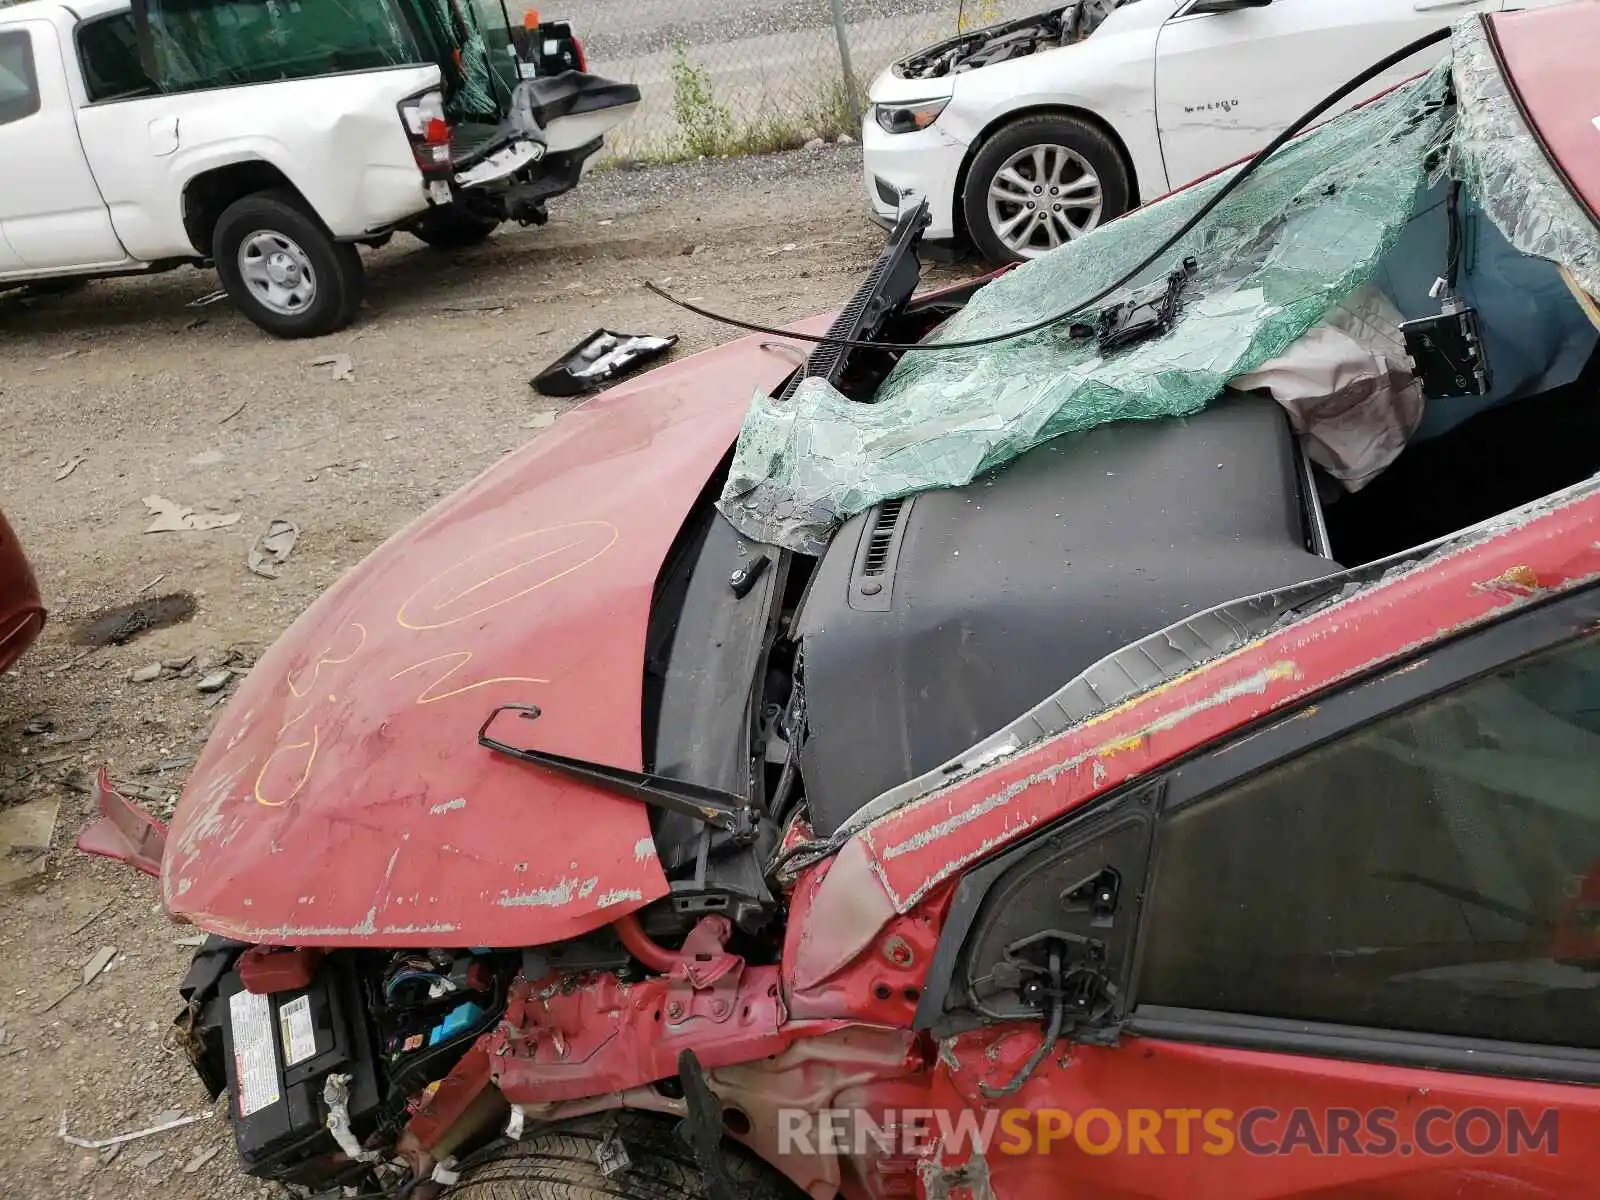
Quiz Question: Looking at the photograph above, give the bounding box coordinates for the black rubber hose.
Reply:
[646,25,1452,353]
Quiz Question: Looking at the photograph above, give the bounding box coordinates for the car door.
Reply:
[917,583,1600,1197]
[1151,0,1501,191]
[0,18,128,271]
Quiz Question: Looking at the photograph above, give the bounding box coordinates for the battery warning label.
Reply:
[229,989,281,1117]
[278,994,318,1068]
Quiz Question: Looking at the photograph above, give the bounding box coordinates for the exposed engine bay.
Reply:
[177,940,509,1190]
[894,0,1127,79]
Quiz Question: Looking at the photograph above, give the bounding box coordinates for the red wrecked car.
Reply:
[81,7,1600,1198]
[0,508,43,675]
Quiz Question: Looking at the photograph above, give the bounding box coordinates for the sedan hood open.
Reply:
[163,324,821,948]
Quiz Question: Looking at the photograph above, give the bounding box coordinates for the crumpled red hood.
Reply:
[164,324,822,947]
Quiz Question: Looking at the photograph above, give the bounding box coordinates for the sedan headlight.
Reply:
[874,98,950,135]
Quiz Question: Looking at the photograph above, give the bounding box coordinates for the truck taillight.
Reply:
[414,143,452,169]
[399,88,452,175]
[572,36,587,72]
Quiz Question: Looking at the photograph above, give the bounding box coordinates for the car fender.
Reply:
[938,30,1168,206]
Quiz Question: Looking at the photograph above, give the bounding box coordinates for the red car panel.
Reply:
[163,320,829,949]
[921,1033,1600,1199]
[1486,4,1600,222]
[0,508,43,675]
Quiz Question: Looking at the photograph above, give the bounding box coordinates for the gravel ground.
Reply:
[570,0,965,63]
[0,143,972,1199]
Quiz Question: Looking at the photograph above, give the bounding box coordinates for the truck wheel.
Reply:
[962,113,1130,265]
[213,190,364,338]
[412,209,501,249]
[441,1111,802,1199]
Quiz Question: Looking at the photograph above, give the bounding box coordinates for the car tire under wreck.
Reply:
[441,1111,800,1199]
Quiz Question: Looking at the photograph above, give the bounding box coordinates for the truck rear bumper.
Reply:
[449,73,637,181]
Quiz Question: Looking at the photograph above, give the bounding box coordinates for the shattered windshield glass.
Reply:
[720,65,1456,554]
[139,0,421,92]
[1450,19,1599,303]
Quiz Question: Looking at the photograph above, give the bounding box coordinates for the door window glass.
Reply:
[78,14,155,102]
[0,30,41,125]
[1140,633,1600,1048]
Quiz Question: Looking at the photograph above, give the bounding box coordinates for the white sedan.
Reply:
[863,0,1555,264]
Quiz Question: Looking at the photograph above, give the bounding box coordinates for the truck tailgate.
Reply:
[451,73,640,176]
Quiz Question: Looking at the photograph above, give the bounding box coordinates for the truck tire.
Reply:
[441,1111,802,1199]
[413,209,501,249]
[962,113,1131,265]
[213,190,364,338]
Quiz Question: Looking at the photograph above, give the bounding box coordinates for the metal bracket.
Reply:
[663,916,744,1027]
[478,704,763,842]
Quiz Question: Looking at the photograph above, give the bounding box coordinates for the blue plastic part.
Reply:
[427,1001,486,1047]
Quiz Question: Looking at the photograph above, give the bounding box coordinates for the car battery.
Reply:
[216,955,383,1187]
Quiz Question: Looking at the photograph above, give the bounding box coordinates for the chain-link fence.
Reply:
[514,0,1039,161]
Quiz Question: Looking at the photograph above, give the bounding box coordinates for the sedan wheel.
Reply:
[986,144,1104,257]
[963,113,1132,266]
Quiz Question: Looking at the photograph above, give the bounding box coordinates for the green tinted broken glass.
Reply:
[719,66,1456,554]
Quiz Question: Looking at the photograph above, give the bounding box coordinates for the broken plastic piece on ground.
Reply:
[0,796,59,887]
[532,328,679,396]
[247,518,300,578]
[311,354,354,382]
[143,495,242,533]
[81,945,116,985]
[74,593,196,645]
[59,1110,213,1151]
[76,766,168,878]
[73,592,197,646]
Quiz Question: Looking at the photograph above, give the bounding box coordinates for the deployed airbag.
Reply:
[1234,286,1423,492]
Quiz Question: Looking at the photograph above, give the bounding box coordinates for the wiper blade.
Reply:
[773,198,929,403]
[478,704,763,842]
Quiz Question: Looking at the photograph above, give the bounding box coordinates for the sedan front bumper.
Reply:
[860,112,969,244]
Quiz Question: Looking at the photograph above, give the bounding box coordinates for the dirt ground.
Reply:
[0,144,970,1198]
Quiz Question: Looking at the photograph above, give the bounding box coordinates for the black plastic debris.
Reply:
[532,329,678,397]
[1069,256,1199,354]
[73,593,198,647]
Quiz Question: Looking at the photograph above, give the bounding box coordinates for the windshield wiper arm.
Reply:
[478,704,763,842]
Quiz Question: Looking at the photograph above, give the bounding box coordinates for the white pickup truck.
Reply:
[0,0,638,336]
